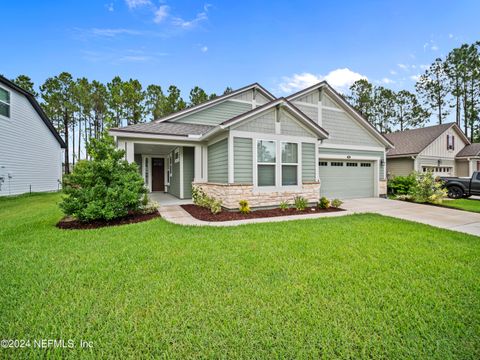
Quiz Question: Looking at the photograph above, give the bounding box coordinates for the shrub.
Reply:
[331,198,343,208]
[239,200,251,214]
[60,135,147,221]
[279,200,289,211]
[294,196,308,211]
[388,174,416,195]
[318,196,330,209]
[409,171,447,204]
[139,200,160,214]
[192,185,223,214]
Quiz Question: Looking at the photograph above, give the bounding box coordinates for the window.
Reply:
[447,134,455,150]
[346,162,358,167]
[144,157,149,185]
[319,161,328,166]
[0,87,10,118]
[168,155,173,182]
[257,140,276,186]
[360,163,371,167]
[331,162,343,166]
[281,142,298,186]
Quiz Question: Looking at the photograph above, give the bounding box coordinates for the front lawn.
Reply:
[440,198,480,213]
[1,193,479,358]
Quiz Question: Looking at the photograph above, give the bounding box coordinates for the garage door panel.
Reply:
[319,160,374,199]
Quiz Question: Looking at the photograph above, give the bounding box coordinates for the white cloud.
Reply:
[118,55,153,62]
[449,33,454,39]
[381,77,395,84]
[410,75,420,81]
[278,68,367,94]
[200,45,208,53]
[106,2,114,12]
[398,63,408,70]
[90,28,143,37]
[389,70,397,75]
[125,0,151,9]
[172,11,208,29]
[431,45,439,51]
[154,5,169,23]
[420,64,429,70]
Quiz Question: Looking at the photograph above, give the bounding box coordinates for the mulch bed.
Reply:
[56,210,160,230]
[181,204,344,222]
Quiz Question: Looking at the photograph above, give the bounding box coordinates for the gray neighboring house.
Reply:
[0,75,66,196]
[456,143,480,176]
[384,123,471,178]
[109,82,393,209]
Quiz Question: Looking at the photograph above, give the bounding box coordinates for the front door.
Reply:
[152,158,165,192]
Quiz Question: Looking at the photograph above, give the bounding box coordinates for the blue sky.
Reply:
[2,0,479,98]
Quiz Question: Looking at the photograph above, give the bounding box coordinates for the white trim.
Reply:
[228,132,234,183]
[110,131,202,144]
[125,141,135,163]
[179,147,184,199]
[174,148,180,163]
[318,143,386,152]
[141,154,168,192]
[231,130,317,144]
[0,84,11,121]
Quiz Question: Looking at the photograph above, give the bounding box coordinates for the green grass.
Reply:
[1,193,479,359]
[440,198,480,213]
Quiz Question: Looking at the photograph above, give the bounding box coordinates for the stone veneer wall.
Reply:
[379,180,387,196]
[193,182,321,210]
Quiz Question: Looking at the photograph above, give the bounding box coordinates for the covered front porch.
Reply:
[116,139,208,200]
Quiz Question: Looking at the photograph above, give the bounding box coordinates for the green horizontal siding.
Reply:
[175,100,252,126]
[182,147,194,199]
[302,142,316,182]
[208,139,228,183]
[234,137,253,183]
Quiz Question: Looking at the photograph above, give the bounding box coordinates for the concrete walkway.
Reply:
[343,197,480,236]
[159,198,480,236]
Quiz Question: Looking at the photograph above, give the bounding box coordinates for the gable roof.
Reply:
[286,81,394,149]
[456,143,480,158]
[0,75,66,148]
[217,97,329,139]
[153,83,276,124]
[384,123,469,157]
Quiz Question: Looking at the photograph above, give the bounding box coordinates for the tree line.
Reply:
[10,73,232,173]
[347,41,480,140]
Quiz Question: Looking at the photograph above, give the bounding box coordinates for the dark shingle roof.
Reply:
[385,123,455,157]
[456,143,480,157]
[111,121,215,136]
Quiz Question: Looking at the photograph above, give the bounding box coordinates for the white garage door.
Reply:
[319,160,375,199]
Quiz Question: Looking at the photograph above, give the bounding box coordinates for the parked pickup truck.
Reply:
[440,171,480,198]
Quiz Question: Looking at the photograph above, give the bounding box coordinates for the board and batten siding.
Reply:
[182,147,194,198]
[174,100,252,126]
[319,147,385,180]
[208,138,228,183]
[301,142,316,182]
[386,157,414,177]
[233,137,253,183]
[0,85,63,196]
[420,126,468,158]
[168,148,181,198]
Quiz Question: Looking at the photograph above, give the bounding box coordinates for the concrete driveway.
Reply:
[343,198,480,237]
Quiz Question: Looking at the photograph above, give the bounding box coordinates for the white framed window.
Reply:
[331,162,343,166]
[0,86,10,119]
[360,163,371,167]
[281,142,298,186]
[257,140,276,186]
[346,162,358,167]
[319,161,328,166]
[174,148,180,163]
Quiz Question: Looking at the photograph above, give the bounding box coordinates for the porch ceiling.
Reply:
[134,143,176,155]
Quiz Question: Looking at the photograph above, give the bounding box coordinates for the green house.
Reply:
[110,82,393,209]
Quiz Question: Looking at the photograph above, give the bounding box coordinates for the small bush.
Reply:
[388,174,416,195]
[279,200,289,211]
[239,200,251,214]
[318,197,330,209]
[192,185,223,214]
[294,196,308,211]
[331,198,343,208]
[409,171,447,204]
[139,200,160,214]
[60,135,147,222]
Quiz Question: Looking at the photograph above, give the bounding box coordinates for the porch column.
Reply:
[194,145,203,182]
[125,141,135,163]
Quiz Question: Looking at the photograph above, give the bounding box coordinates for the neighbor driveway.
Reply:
[343,198,480,237]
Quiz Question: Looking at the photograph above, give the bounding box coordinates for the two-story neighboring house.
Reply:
[0,75,66,196]
[384,123,470,178]
[109,81,393,209]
